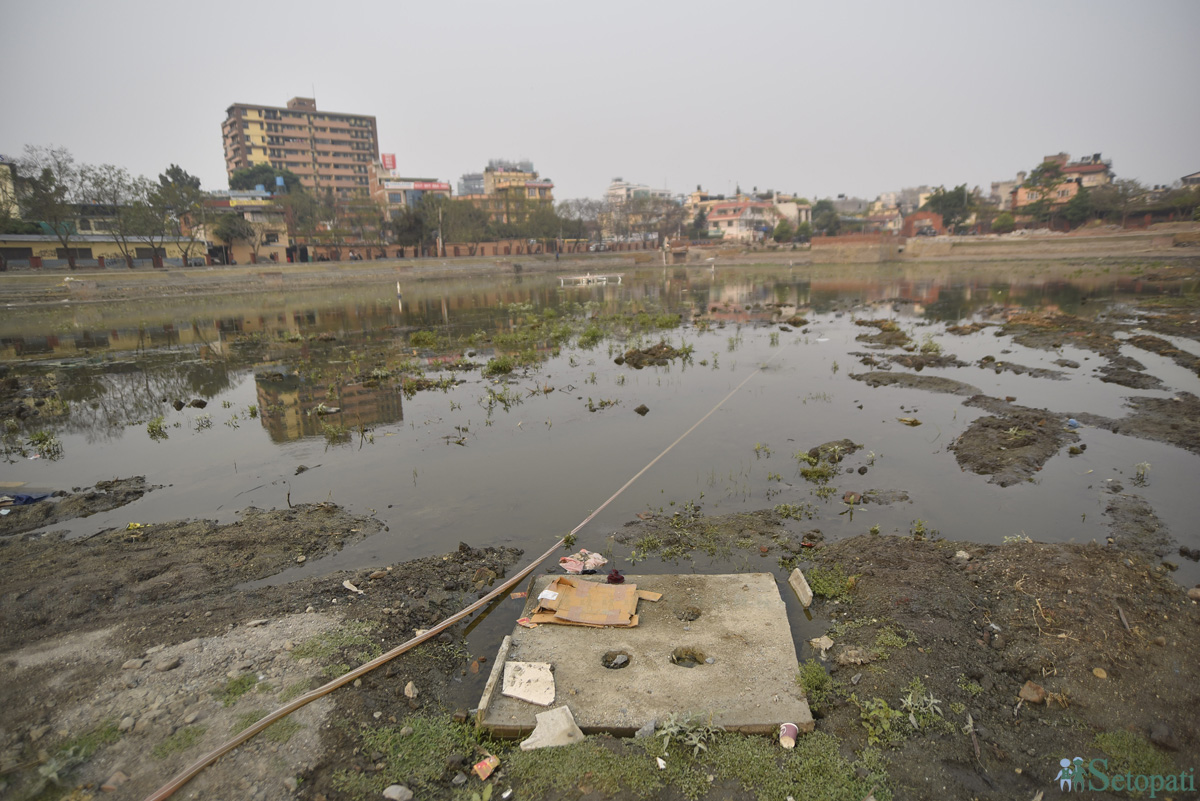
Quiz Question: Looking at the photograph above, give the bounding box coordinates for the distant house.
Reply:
[707,200,777,242]
[862,210,903,234]
[1182,170,1200,187]
[1011,152,1114,212]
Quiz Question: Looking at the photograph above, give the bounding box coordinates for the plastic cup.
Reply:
[779,722,799,749]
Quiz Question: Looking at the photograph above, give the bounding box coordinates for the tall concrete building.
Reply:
[222,97,379,197]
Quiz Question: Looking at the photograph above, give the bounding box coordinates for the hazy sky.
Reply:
[5,0,1198,201]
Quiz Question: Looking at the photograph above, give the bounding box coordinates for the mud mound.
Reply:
[852,371,980,396]
[0,476,160,537]
[950,399,1078,486]
[615,341,689,368]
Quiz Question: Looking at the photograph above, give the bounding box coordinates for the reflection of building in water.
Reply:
[254,372,403,443]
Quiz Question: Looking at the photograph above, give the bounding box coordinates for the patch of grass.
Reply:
[957,674,983,697]
[27,430,64,459]
[279,679,315,703]
[775,502,816,520]
[146,416,169,441]
[409,330,438,348]
[151,725,206,759]
[231,709,303,743]
[58,721,120,761]
[506,738,666,798]
[331,716,483,797]
[797,659,835,714]
[577,324,605,349]
[1093,730,1175,788]
[808,564,855,602]
[291,621,380,667]
[900,677,951,734]
[652,712,724,758]
[481,355,515,377]
[799,462,839,484]
[874,626,917,659]
[707,730,891,801]
[217,673,259,707]
[851,695,908,748]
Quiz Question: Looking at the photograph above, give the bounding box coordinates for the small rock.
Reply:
[1152,636,1167,647]
[634,719,656,738]
[246,619,269,627]
[296,555,306,563]
[118,716,135,733]
[188,399,207,409]
[121,658,146,670]
[1149,722,1179,751]
[851,673,862,686]
[382,786,413,801]
[404,681,418,699]
[172,400,186,411]
[989,635,1006,651]
[399,726,414,736]
[451,772,468,786]
[1092,667,1108,679]
[283,776,298,792]
[1018,681,1046,704]
[1187,588,1200,602]
[305,606,315,613]
[369,570,388,580]
[29,725,50,742]
[154,656,182,672]
[634,404,649,416]
[858,466,868,475]
[183,711,200,725]
[101,770,129,792]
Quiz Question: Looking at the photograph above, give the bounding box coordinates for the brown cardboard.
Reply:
[529,577,659,627]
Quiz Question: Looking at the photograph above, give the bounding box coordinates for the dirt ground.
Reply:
[2,258,1200,800]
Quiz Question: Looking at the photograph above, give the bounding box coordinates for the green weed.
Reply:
[808,564,855,602]
[217,673,259,707]
[151,725,206,759]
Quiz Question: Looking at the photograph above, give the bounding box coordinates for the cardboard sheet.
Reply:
[529,576,661,627]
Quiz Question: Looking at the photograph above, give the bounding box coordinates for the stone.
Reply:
[520,705,586,750]
[296,555,306,563]
[154,656,182,672]
[1187,588,1200,602]
[634,404,650,416]
[1092,667,1107,679]
[1018,681,1046,704]
[990,635,1006,651]
[1152,636,1167,647]
[183,711,200,725]
[101,770,129,792]
[404,681,418,699]
[246,619,269,627]
[787,568,813,608]
[382,785,413,801]
[451,772,467,786]
[29,725,50,741]
[836,647,874,666]
[502,662,554,706]
[122,658,147,670]
[118,716,136,733]
[283,776,298,792]
[634,719,656,738]
[1149,722,1179,751]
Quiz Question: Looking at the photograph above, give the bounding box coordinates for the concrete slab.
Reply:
[477,573,812,738]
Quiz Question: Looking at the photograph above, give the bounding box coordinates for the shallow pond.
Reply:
[3,262,1199,610]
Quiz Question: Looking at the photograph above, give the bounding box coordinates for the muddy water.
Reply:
[4,264,1199,603]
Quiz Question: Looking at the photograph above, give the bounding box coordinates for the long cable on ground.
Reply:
[143,353,781,801]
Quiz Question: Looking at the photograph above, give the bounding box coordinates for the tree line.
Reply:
[4,145,209,269]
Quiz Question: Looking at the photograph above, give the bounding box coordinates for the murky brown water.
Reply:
[3,264,1198,604]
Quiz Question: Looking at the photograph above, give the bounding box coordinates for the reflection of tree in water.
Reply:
[46,354,237,443]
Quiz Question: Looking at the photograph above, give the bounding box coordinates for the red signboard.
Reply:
[380,153,396,170]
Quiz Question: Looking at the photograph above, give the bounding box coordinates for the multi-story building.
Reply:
[605,178,675,205]
[222,97,379,197]
[454,160,554,225]
[1008,153,1115,212]
[707,200,777,241]
[368,160,451,221]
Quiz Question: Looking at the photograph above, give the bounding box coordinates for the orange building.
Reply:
[222,97,379,198]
